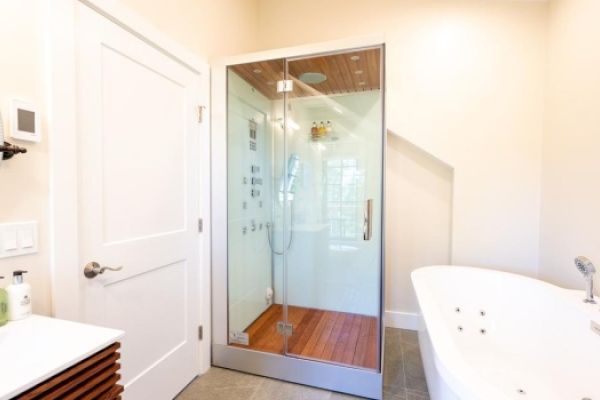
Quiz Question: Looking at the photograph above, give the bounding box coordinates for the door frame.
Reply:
[211,34,386,399]
[46,0,212,373]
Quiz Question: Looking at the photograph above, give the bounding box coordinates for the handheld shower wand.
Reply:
[574,256,596,304]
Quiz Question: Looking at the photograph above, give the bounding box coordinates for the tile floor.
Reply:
[176,328,429,400]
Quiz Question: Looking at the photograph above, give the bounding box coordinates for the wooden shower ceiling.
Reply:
[229,47,381,99]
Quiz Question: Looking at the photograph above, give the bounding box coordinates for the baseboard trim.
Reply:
[384,310,419,330]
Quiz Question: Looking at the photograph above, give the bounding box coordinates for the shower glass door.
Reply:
[226,58,288,353]
[282,48,384,370]
[224,46,384,374]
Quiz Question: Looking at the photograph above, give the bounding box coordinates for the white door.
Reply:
[76,4,203,399]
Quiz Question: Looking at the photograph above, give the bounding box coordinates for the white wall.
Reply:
[256,0,547,321]
[385,134,453,325]
[539,0,600,294]
[0,0,259,316]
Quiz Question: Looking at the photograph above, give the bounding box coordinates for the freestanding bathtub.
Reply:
[412,266,600,400]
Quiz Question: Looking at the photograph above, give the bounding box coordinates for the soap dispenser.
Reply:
[0,276,7,326]
[6,270,32,321]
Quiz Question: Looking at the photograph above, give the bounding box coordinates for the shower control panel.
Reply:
[250,164,262,199]
[239,118,267,237]
[249,120,257,151]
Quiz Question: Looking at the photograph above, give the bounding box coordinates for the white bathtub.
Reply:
[411,266,600,400]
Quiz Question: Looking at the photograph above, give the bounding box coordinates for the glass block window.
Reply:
[323,158,365,240]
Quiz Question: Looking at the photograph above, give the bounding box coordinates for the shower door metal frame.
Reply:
[210,35,386,400]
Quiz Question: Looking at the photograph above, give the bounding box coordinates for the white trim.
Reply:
[46,0,211,373]
[385,310,420,331]
[46,0,80,321]
[79,0,207,71]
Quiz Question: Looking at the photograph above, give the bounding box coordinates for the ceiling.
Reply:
[229,47,382,99]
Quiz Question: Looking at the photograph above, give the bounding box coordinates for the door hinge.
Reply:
[277,80,293,93]
[276,321,293,336]
[198,218,203,233]
[197,105,206,123]
[198,325,203,340]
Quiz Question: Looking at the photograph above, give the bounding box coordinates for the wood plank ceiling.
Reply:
[229,47,381,100]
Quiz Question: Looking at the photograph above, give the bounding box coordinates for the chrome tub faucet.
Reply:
[575,256,596,304]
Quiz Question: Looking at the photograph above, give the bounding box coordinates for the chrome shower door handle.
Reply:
[363,199,373,241]
[84,261,123,279]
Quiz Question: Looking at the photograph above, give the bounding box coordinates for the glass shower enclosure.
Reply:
[212,44,385,399]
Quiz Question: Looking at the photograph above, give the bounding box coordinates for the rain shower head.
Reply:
[575,256,596,277]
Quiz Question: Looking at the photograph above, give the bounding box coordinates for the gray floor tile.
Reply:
[329,392,367,400]
[177,328,429,400]
[399,330,419,346]
[382,388,407,400]
[403,343,428,393]
[251,378,332,400]
[405,389,429,400]
[176,385,256,400]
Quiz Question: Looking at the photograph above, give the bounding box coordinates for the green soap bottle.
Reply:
[0,276,7,327]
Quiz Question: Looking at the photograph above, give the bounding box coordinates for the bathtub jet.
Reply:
[575,256,596,304]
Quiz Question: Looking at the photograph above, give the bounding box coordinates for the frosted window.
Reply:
[323,158,365,240]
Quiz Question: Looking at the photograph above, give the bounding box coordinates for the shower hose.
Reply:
[266,201,294,255]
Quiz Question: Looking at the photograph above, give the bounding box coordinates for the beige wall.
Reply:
[119,0,259,60]
[386,134,452,319]
[5,0,592,322]
[0,0,51,315]
[0,0,259,316]
[539,0,600,294]
[256,0,547,315]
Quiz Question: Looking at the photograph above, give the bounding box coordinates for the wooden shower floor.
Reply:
[231,304,379,369]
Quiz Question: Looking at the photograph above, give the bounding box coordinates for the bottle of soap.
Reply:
[318,121,326,137]
[325,120,333,134]
[6,270,31,321]
[0,276,8,326]
[311,121,319,139]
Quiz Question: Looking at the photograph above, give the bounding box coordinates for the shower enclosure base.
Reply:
[231,304,378,370]
[213,343,383,399]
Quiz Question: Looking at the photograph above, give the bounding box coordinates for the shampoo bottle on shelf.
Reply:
[325,120,333,134]
[6,270,32,321]
[0,277,8,326]
[318,121,326,137]
[311,121,319,139]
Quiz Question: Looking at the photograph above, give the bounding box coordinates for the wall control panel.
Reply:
[0,221,38,259]
[9,99,41,143]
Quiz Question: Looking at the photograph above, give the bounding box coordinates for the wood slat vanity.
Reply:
[13,343,123,400]
[0,316,124,400]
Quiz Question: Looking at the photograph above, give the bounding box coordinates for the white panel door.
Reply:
[76,4,202,399]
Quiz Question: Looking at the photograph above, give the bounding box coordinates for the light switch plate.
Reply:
[0,221,38,259]
[2,229,18,250]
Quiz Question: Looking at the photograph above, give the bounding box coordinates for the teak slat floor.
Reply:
[231,304,379,370]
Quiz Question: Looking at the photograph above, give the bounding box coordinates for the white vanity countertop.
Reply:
[0,315,124,400]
